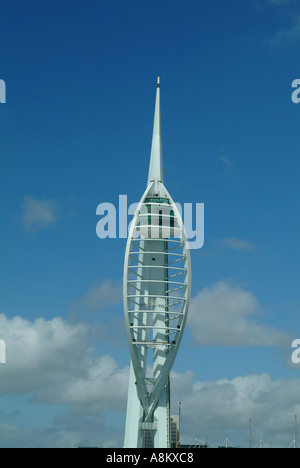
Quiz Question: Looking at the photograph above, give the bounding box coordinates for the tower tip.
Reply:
[147,76,163,185]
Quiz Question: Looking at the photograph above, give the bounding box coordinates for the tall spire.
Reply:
[147,77,163,185]
[123,77,191,448]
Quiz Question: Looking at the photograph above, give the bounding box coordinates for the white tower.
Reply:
[123,78,191,448]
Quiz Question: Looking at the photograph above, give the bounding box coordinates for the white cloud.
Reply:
[188,281,290,347]
[0,314,93,394]
[76,279,122,312]
[0,313,129,447]
[269,14,300,46]
[262,0,300,47]
[21,195,59,233]
[0,314,128,411]
[69,279,123,322]
[253,1,300,46]
[0,312,297,448]
[37,354,129,414]
[213,237,254,252]
[266,0,295,6]
[170,371,300,448]
[219,154,234,170]
[0,414,124,448]
[218,154,239,180]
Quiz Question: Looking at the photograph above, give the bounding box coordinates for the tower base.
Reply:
[124,362,170,448]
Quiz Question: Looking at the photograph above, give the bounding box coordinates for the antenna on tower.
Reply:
[289,415,300,448]
[177,402,181,448]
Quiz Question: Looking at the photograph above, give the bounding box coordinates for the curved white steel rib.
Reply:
[124,183,191,444]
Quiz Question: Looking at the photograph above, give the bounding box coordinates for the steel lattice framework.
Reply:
[123,78,191,448]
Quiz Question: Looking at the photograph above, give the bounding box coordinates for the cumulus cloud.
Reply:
[0,314,92,394]
[21,195,59,233]
[170,370,300,448]
[0,312,297,448]
[0,314,128,411]
[0,414,124,448]
[188,281,290,347]
[0,313,129,447]
[37,354,129,414]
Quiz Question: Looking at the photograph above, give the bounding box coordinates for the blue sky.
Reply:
[0,0,300,448]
